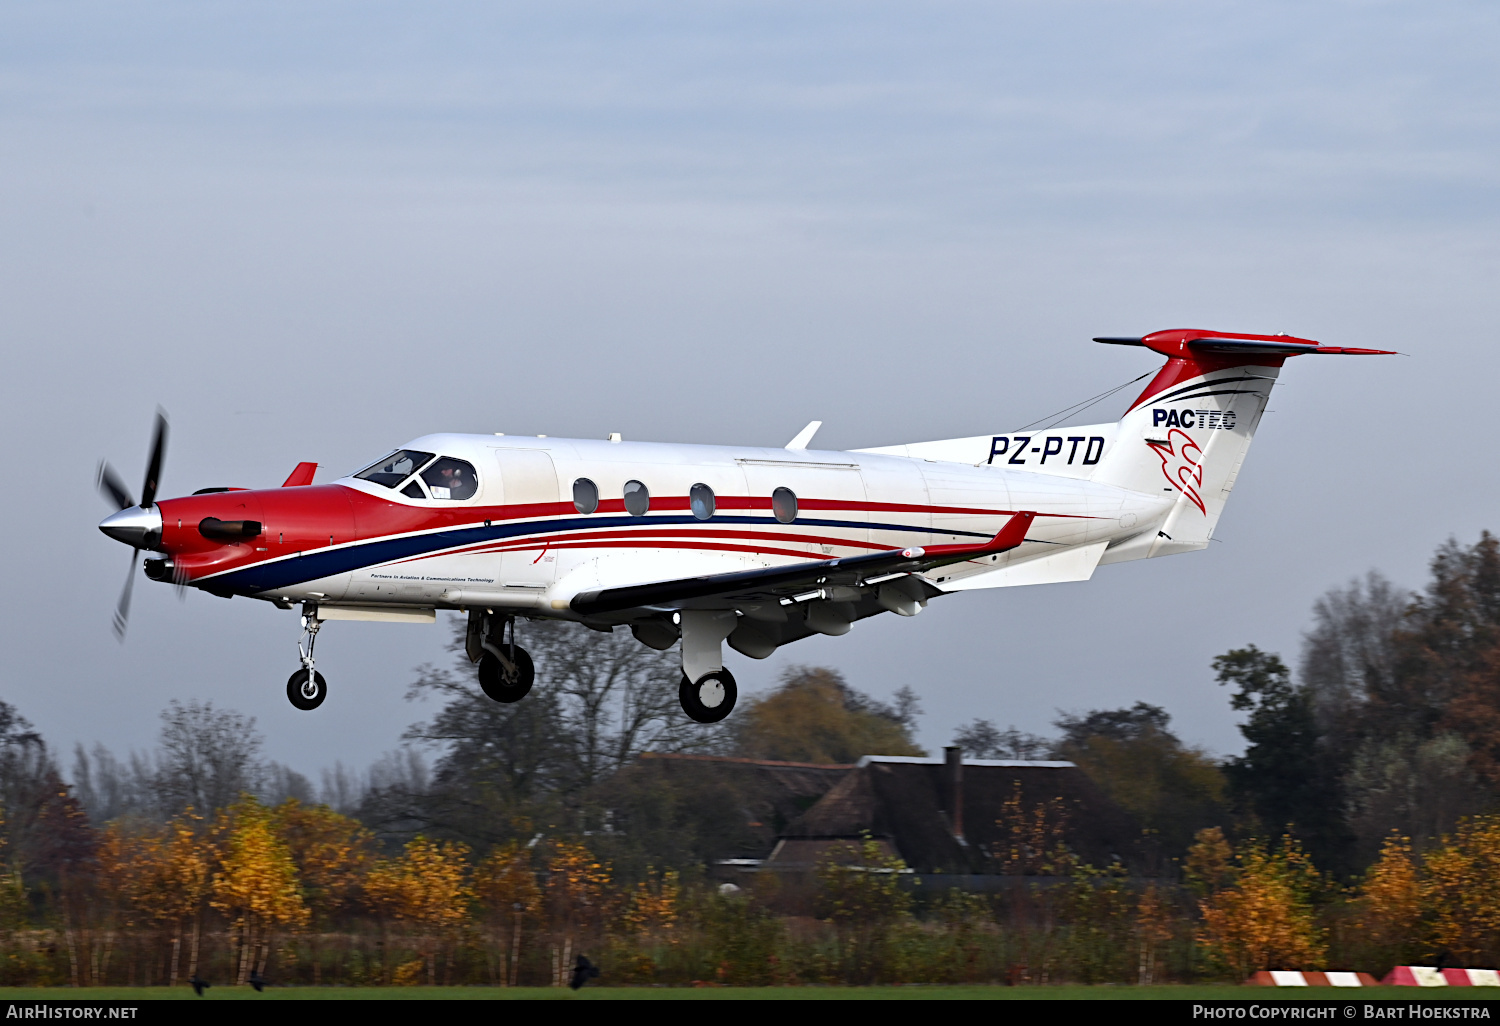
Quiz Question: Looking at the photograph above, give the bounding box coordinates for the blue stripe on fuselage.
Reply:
[205,514,987,594]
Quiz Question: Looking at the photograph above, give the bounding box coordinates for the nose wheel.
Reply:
[287,607,328,711]
[287,668,328,711]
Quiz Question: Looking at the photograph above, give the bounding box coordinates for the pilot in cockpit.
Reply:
[433,466,467,498]
[421,458,477,500]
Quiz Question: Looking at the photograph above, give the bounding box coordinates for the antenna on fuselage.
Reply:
[785,421,822,450]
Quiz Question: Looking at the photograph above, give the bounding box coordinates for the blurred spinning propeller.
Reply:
[95,410,168,640]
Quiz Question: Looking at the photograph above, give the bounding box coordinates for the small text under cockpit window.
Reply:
[355,450,436,489]
[421,457,479,500]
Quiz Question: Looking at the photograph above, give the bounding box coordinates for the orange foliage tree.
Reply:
[474,840,542,985]
[1421,814,1500,964]
[130,814,213,985]
[1191,829,1326,979]
[210,800,309,984]
[271,800,373,983]
[364,837,472,985]
[1352,832,1424,966]
[622,867,680,943]
[542,841,611,986]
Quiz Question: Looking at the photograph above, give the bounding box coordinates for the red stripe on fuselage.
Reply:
[160,482,1089,584]
[381,526,891,567]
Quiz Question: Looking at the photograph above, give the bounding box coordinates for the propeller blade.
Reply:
[112,550,140,641]
[96,461,134,511]
[139,409,168,509]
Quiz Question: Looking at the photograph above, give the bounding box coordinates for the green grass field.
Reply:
[0,985,1494,1000]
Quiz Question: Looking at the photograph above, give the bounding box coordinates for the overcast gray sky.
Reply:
[3,1,1497,775]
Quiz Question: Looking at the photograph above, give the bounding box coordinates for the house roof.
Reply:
[774,756,1144,874]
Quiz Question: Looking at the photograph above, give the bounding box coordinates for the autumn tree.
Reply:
[474,840,541,986]
[1191,830,1327,979]
[992,780,1073,875]
[735,666,924,764]
[271,800,371,924]
[1351,832,1424,968]
[210,799,309,985]
[364,837,472,985]
[271,800,372,983]
[1134,884,1175,985]
[542,841,611,986]
[619,865,683,984]
[1420,814,1500,965]
[90,825,139,986]
[130,814,213,985]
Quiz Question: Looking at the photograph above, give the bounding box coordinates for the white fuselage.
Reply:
[260,433,1172,618]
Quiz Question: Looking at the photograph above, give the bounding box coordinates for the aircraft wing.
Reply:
[570,511,1036,616]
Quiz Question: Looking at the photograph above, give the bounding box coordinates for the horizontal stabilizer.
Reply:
[1093,332,1395,357]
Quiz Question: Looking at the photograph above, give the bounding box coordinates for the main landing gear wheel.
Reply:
[679,668,737,724]
[478,644,535,703]
[287,668,328,711]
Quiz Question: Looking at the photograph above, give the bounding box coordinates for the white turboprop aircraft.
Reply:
[96,329,1391,722]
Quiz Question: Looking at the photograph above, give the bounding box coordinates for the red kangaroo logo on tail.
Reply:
[1148,428,1206,514]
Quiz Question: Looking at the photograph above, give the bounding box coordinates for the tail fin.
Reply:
[1092,329,1393,563]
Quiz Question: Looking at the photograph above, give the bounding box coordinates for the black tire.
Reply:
[679,669,737,723]
[286,668,328,711]
[478,644,535,703]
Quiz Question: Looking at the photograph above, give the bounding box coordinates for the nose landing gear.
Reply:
[469,611,535,703]
[286,607,328,711]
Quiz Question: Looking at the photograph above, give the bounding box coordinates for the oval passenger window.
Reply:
[772,486,797,524]
[690,482,715,521]
[573,478,599,514]
[623,479,650,517]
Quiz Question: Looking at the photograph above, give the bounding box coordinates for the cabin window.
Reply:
[355,450,435,488]
[401,481,426,499]
[623,479,650,517]
[419,457,479,500]
[573,478,599,514]
[690,482,715,520]
[772,486,798,524]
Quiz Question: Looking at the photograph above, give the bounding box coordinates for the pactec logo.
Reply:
[1149,429,1206,515]
[1152,408,1237,430]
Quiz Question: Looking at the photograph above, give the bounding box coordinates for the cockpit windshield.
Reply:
[354,450,435,488]
[420,457,479,500]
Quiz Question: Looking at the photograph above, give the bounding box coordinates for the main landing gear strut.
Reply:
[676,610,737,724]
[468,610,535,703]
[287,606,328,711]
